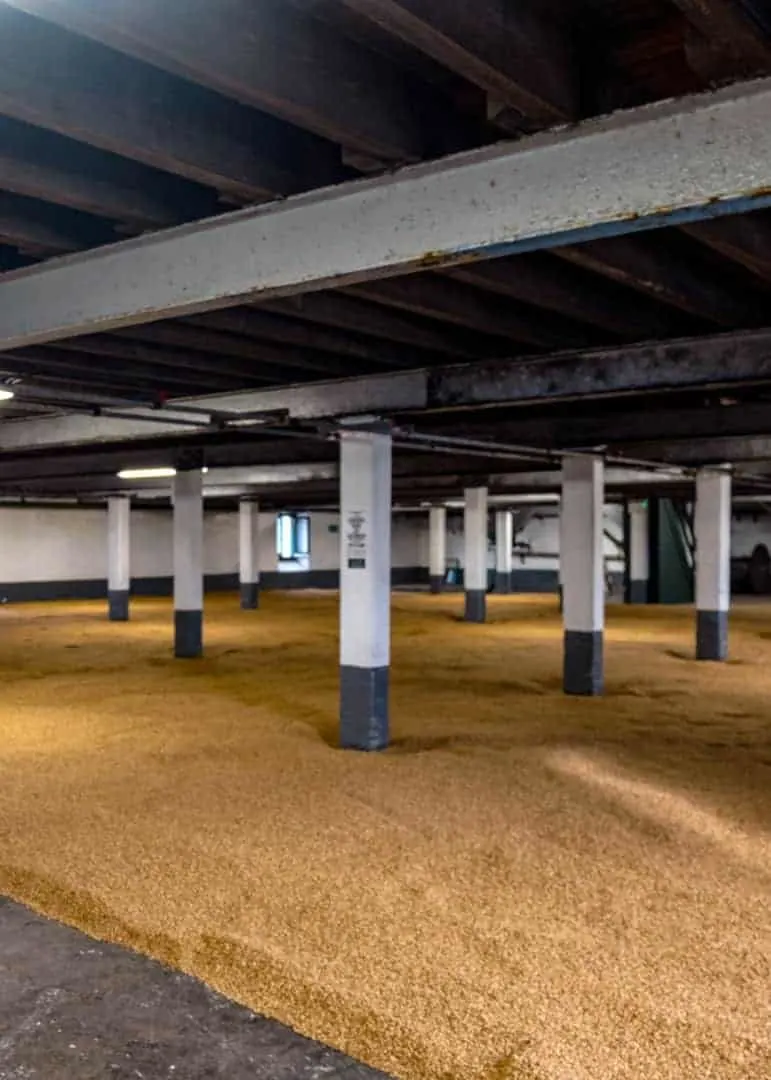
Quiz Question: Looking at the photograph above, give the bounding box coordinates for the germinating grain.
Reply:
[0,593,769,1079]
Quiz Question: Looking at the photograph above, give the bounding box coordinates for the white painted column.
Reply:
[627,500,650,604]
[464,486,488,622]
[494,509,514,594]
[107,495,130,621]
[239,498,261,610]
[561,455,605,695]
[558,496,565,612]
[173,468,204,658]
[695,468,731,661]
[429,505,447,594]
[339,423,392,750]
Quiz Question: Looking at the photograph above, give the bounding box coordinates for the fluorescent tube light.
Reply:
[117,467,176,480]
[117,466,210,480]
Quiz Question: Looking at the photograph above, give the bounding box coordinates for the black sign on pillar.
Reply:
[346,510,367,570]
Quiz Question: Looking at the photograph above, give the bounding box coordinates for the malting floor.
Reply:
[0,592,769,1080]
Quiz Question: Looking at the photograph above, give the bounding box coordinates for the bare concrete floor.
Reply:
[0,896,389,1079]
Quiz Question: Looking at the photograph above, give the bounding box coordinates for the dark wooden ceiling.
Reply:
[1,0,771,421]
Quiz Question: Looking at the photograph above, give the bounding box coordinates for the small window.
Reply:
[295,514,310,557]
[276,512,311,562]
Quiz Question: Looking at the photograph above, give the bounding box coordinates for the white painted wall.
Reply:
[732,511,771,557]
[0,506,427,584]
[0,507,241,584]
[443,505,625,575]
[24,502,771,589]
[0,507,161,583]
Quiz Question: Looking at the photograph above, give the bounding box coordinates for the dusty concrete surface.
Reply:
[0,896,390,1079]
[0,593,770,1079]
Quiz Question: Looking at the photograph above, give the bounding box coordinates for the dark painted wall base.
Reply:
[494,571,512,594]
[696,609,728,661]
[0,574,240,604]
[260,567,429,591]
[107,590,129,622]
[174,610,203,659]
[452,568,560,592]
[0,568,428,604]
[1,579,106,603]
[465,589,487,623]
[240,582,260,610]
[5,566,633,604]
[429,575,444,594]
[627,579,649,604]
[564,630,604,696]
[135,574,239,597]
[451,568,622,595]
[339,665,389,751]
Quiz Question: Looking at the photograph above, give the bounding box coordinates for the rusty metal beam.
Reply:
[6,328,771,451]
[0,116,220,229]
[0,6,342,201]
[185,309,434,369]
[444,256,695,340]
[110,322,382,379]
[0,192,116,255]
[339,0,577,126]
[683,209,771,281]
[349,275,599,349]
[49,335,276,389]
[674,0,771,72]
[555,233,768,325]
[6,0,431,163]
[259,293,493,358]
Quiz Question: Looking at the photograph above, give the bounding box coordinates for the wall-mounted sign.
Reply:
[346,509,367,569]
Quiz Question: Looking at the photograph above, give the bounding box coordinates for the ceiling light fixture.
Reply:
[117,467,177,480]
[117,466,210,480]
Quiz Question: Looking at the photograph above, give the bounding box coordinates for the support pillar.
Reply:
[562,456,604,695]
[239,498,261,609]
[464,486,488,622]
[428,506,446,593]
[558,497,565,612]
[173,468,204,659]
[627,500,649,603]
[339,423,392,750]
[107,495,130,621]
[494,509,514,594]
[695,468,731,661]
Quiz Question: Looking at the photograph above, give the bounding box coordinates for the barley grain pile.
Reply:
[0,592,769,1079]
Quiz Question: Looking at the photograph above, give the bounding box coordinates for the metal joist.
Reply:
[4,328,771,452]
[2,79,771,349]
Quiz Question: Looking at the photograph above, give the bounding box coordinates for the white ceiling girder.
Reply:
[1,79,771,348]
[0,370,426,449]
[204,463,338,487]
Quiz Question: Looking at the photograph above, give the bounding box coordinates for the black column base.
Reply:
[627,579,649,604]
[429,575,444,594]
[564,630,604,696]
[494,571,512,594]
[240,582,260,610]
[340,665,389,750]
[108,590,129,622]
[174,610,203,658]
[696,609,728,661]
[465,589,486,623]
